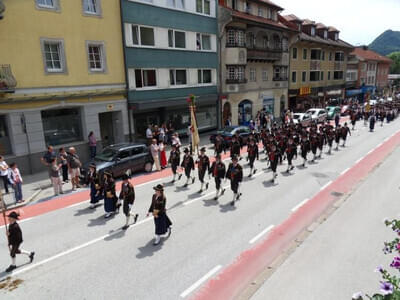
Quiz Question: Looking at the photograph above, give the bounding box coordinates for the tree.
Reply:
[388,52,400,74]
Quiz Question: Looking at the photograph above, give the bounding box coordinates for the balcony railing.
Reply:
[226,78,248,84]
[334,62,344,70]
[247,46,282,61]
[226,42,246,48]
[0,64,17,92]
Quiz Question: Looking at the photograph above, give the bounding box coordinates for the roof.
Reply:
[316,23,327,30]
[302,19,315,26]
[352,47,393,63]
[231,9,293,31]
[328,26,339,32]
[298,32,353,49]
[283,14,302,23]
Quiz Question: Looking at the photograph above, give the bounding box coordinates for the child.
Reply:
[6,211,35,272]
[8,163,23,204]
[159,141,167,169]
[50,157,63,196]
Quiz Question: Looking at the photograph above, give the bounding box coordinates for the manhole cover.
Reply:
[331,191,344,197]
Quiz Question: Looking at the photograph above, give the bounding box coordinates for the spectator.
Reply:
[150,139,161,171]
[171,133,181,150]
[58,148,69,183]
[8,163,23,204]
[40,146,56,180]
[88,131,97,159]
[67,147,82,191]
[159,141,167,169]
[0,155,9,194]
[153,125,160,144]
[50,158,63,196]
[335,113,340,127]
[146,124,153,146]
[159,124,166,144]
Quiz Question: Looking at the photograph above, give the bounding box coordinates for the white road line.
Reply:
[366,149,374,155]
[355,156,364,164]
[320,181,332,191]
[0,217,153,281]
[340,167,350,176]
[291,199,310,212]
[384,136,390,142]
[375,142,383,149]
[66,200,90,208]
[180,265,222,298]
[249,224,275,244]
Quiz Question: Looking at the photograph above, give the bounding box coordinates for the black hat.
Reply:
[183,148,189,153]
[153,184,164,192]
[122,174,130,181]
[232,155,238,161]
[7,211,19,220]
[89,163,96,169]
[200,147,206,152]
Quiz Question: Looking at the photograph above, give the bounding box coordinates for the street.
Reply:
[0,118,399,299]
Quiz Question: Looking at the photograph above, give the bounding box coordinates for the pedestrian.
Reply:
[119,174,139,230]
[181,148,195,187]
[230,135,241,159]
[159,141,167,169]
[88,131,97,159]
[285,137,296,173]
[334,126,341,150]
[8,163,23,204]
[225,155,243,206]
[247,138,258,177]
[300,135,310,167]
[196,147,210,193]
[168,144,181,183]
[67,147,82,191]
[0,155,9,194]
[58,148,69,183]
[41,145,56,181]
[334,113,340,127]
[102,171,116,218]
[5,211,35,273]
[268,144,280,183]
[146,124,153,146]
[350,110,357,130]
[147,184,172,246]
[171,133,182,150]
[214,134,225,156]
[209,154,226,200]
[341,123,351,147]
[86,164,103,209]
[50,158,63,196]
[369,114,376,132]
[150,139,161,171]
[310,132,318,162]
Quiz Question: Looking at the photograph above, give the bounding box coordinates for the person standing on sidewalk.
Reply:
[5,211,35,273]
[67,147,82,191]
[58,148,69,183]
[119,174,139,230]
[0,155,9,194]
[146,124,153,146]
[88,131,97,159]
[40,146,56,181]
[150,139,161,171]
[8,163,23,204]
[50,158,63,197]
[159,141,168,169]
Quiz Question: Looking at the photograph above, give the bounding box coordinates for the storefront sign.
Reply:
[299,86,311,96]
[326,89,342,96]
[318,92,324,97]
[107,104,114,111]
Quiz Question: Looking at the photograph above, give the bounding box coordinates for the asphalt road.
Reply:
[0,119,398,299]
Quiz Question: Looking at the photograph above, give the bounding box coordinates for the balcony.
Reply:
[247,46,282,62]
[273,76,288,81]
[226,78,248,84]
[0,64,17,93]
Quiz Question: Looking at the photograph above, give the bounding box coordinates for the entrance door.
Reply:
[99,112,114,147]
[238,100,253,126]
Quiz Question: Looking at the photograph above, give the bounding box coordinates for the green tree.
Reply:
[388,52,400,74]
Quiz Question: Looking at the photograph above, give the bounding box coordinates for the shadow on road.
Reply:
[104,229,126,241]
[87,214,115,227]
[74,206,96,217]
[263,180,277,188]
[136,239,164,259]
[203,198,219,207]
[219,202,237,213]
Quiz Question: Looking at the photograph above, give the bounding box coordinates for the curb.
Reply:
[5,189,42,211]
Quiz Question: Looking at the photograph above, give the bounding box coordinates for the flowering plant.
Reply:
[352,219,400,300]
[186,94,196,106]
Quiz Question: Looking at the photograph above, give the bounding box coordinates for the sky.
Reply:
[276,0,400,46]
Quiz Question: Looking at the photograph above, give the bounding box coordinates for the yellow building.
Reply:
[0,0,127,173]
[282,15,353,111]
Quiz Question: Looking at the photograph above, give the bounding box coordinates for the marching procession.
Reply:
[2,100,400,274]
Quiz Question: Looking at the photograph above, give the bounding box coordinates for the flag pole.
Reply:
[0,193,11,254]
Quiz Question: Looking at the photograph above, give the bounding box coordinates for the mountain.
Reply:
[369,30,400,56]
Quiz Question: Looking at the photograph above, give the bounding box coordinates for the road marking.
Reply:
[375,142,383,149]
[0,216,153,281]
[320,181,332,191]
[355,156,364,164]
[184,185,230,206]
[249,224,275,244]
[340,167,350,176]
[384,136,390,142]
[291,199,310,212]
[180,265,222,298]
[67,200,90,208]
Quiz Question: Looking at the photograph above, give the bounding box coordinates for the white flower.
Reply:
[352,291,363,299]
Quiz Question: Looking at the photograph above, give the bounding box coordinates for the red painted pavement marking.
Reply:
[191,129,400,300]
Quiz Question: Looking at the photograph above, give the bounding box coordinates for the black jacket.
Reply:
[8,222,23,246]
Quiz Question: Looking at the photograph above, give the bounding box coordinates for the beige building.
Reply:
[282,15,353,111]
[218,0,297,126]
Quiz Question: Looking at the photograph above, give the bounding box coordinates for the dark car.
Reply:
[81,143,153,180]
[209,126,251,146]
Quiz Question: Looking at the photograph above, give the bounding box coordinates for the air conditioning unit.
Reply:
[228,85,239,92]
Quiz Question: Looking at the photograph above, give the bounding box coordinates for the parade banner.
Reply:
[187,94,200,153]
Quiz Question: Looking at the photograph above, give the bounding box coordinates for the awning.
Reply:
[346,89,363,97]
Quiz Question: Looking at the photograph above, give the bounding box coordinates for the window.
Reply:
[87,42,106,72]
[132,25,155,46]
[302,71,306,82]
[227,66,245,81]
[334,71,344,80]
[197,33,211,50]
[322,51,325,61]
[262,36,269,49]
[36,0,58,10]
[118,150,131,160]
[262,69,268,81]
[247,32,255,48]
[245,2,251,14]
[310,71,320,81]
[291,71,296,83]
[232,0,238,10]
[274,67,280,80]
[292,47,297,59]
[132,147,144,156]
[250,68,256,82]
[311,27,316,36]
[198,69,212,84]
[170,69,187,85]
[42,109,83,146]
[0,115,11,155]
[41,39,66,73]
[282,37,288,52]
[168,30,186,48]
[83,0,101,15]
[135,69,157,88]
[328,71,331,80]
[311,49,321,60]
[324,30,328,39]
[335,52,344,61]
[321,71,324,81]
[168,0,185,9]
[334,33,339,40]
[196,0,210,14]
[258,7,263,17]
[303,49,307,60]
[329,52,332,61]
[273,66,287,80]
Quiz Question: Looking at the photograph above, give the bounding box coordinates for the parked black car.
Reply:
[81,143,153,180]
[209,126,251,146]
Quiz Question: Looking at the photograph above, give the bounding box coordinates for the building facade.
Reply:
[0,0,128,174]
[283,15,353,111]
[218,0,296,126]
[121,0,219,140]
